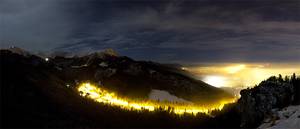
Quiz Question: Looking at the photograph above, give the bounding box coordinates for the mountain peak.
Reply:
[7,46,31,56]
[102,48,118,57]
[85,48,119,61]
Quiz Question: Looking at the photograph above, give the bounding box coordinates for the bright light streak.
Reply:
[78,83,236,115]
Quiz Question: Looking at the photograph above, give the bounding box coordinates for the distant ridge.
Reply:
[7,46,31,56]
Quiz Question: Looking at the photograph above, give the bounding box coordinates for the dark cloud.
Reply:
[0,0,77,51]
[1,0,300,63]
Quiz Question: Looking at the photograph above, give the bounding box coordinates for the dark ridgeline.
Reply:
[50,49,234,104]
[0,49,299,128]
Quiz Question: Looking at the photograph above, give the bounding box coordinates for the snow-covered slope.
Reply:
[258,105,300,129]
[149,89,192,103]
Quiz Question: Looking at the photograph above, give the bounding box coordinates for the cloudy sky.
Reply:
[1,0,300,63]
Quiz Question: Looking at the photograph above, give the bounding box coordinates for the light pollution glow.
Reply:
[186,63,300,88]
[78,83,236,115]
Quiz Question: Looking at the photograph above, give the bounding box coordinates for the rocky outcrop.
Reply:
[237,77,294,127]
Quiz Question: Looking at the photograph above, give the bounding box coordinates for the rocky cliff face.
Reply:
[211,75,299,128]
[237,77,295,127]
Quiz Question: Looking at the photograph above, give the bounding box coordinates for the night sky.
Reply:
[1,0,300,63]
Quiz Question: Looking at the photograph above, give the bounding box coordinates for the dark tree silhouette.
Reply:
[278,74,283,82]
[291,73,300,105]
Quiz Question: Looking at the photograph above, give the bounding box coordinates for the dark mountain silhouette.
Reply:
[50,49,234,103]
[0,49,231,127]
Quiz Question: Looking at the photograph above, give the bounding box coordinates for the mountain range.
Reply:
[1,47,299,128]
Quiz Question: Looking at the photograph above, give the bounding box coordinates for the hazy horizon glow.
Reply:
[186,63,300,88]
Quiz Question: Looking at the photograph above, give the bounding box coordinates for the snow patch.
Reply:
[258,105,300,129]
[148,89,192,104]
[71,64,88,68]
[99,62,108,67]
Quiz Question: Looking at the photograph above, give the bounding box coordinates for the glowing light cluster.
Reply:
[188,63,300,88]
[78,83,236,115]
